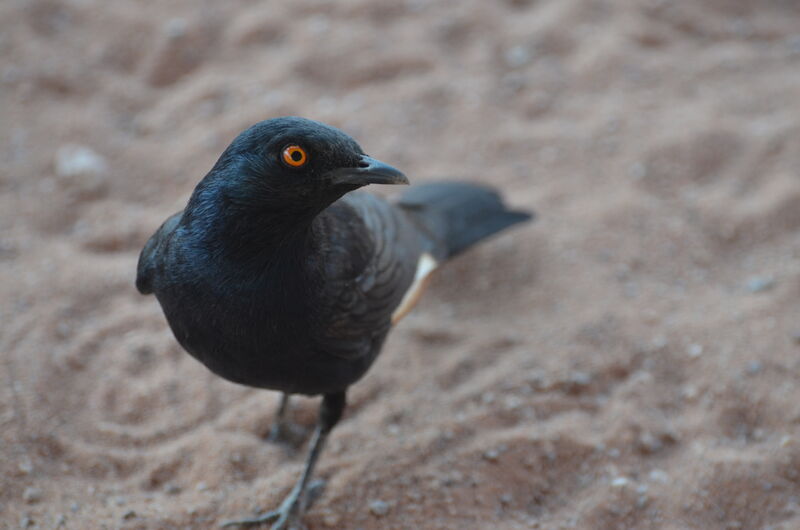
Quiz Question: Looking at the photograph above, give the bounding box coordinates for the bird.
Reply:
[136,116,532,529]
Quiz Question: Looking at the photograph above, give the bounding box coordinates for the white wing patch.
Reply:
[391,252,438,325]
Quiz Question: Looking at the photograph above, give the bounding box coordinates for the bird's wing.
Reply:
[313,192,436,360]
[136,211,183,294]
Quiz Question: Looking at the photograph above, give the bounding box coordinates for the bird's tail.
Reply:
[396,182,533,261]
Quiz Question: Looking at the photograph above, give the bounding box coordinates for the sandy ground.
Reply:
[2,0,800,528]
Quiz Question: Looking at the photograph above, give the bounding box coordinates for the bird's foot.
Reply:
[220,480,326,530]
[219,504,294,530]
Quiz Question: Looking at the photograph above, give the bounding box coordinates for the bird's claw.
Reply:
[219,480,325,530]
[220,502,297,530]
[219,507,285,529]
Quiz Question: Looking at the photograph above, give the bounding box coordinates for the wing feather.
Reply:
[313,192,434,360]
[136,211,183,294]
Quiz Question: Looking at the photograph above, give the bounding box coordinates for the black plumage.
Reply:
[136,117,532,528]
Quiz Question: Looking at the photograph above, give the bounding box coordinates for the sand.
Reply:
[2,0,800,528]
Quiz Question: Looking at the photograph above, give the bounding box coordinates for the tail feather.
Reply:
[396,182,533,260]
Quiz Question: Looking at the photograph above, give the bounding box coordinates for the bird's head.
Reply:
[204,117,408,220]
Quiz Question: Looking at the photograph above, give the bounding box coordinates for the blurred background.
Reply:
[2,0,800,528]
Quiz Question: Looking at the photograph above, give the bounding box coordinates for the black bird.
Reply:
[136,117,532,528]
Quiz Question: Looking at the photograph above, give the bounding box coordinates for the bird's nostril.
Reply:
[358,159,370,169]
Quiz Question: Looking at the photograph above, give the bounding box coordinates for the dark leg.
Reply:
[267,393,291,442]
[221,392,347,529]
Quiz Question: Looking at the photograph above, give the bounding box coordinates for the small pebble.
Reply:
[745,276,775,293]
[504,45,531,67]
[651,335,668,349]
[164,17,188,39]
[648,469,669,484]
[18,460,33,475]
[54,144,107,178]
[611,476,629,487]
[568,371,591,388]
[23,487,42,504]
[629,162,647,179]
[682,384,699,400]
[638,432,663,454]
[483,448,501,462]
[687,344,703,358]
[369,499,390,517]
[746,361,763,375]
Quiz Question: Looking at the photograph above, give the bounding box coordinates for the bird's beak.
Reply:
[328,155,409,187]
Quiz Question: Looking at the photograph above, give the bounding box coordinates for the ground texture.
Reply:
[2,0,800,528]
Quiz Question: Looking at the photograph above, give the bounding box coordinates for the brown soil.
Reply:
[2,0,800,528]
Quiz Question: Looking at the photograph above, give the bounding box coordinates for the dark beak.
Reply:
[328,155,409,187]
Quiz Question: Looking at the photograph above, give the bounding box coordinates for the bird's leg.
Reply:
[267,393,291,443]
[221,392,346,530]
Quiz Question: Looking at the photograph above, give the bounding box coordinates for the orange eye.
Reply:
[282,145,308,168]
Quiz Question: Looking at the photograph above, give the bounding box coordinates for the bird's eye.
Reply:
[282,145,308,168]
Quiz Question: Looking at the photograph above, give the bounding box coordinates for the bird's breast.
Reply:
[154,265,361,394]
